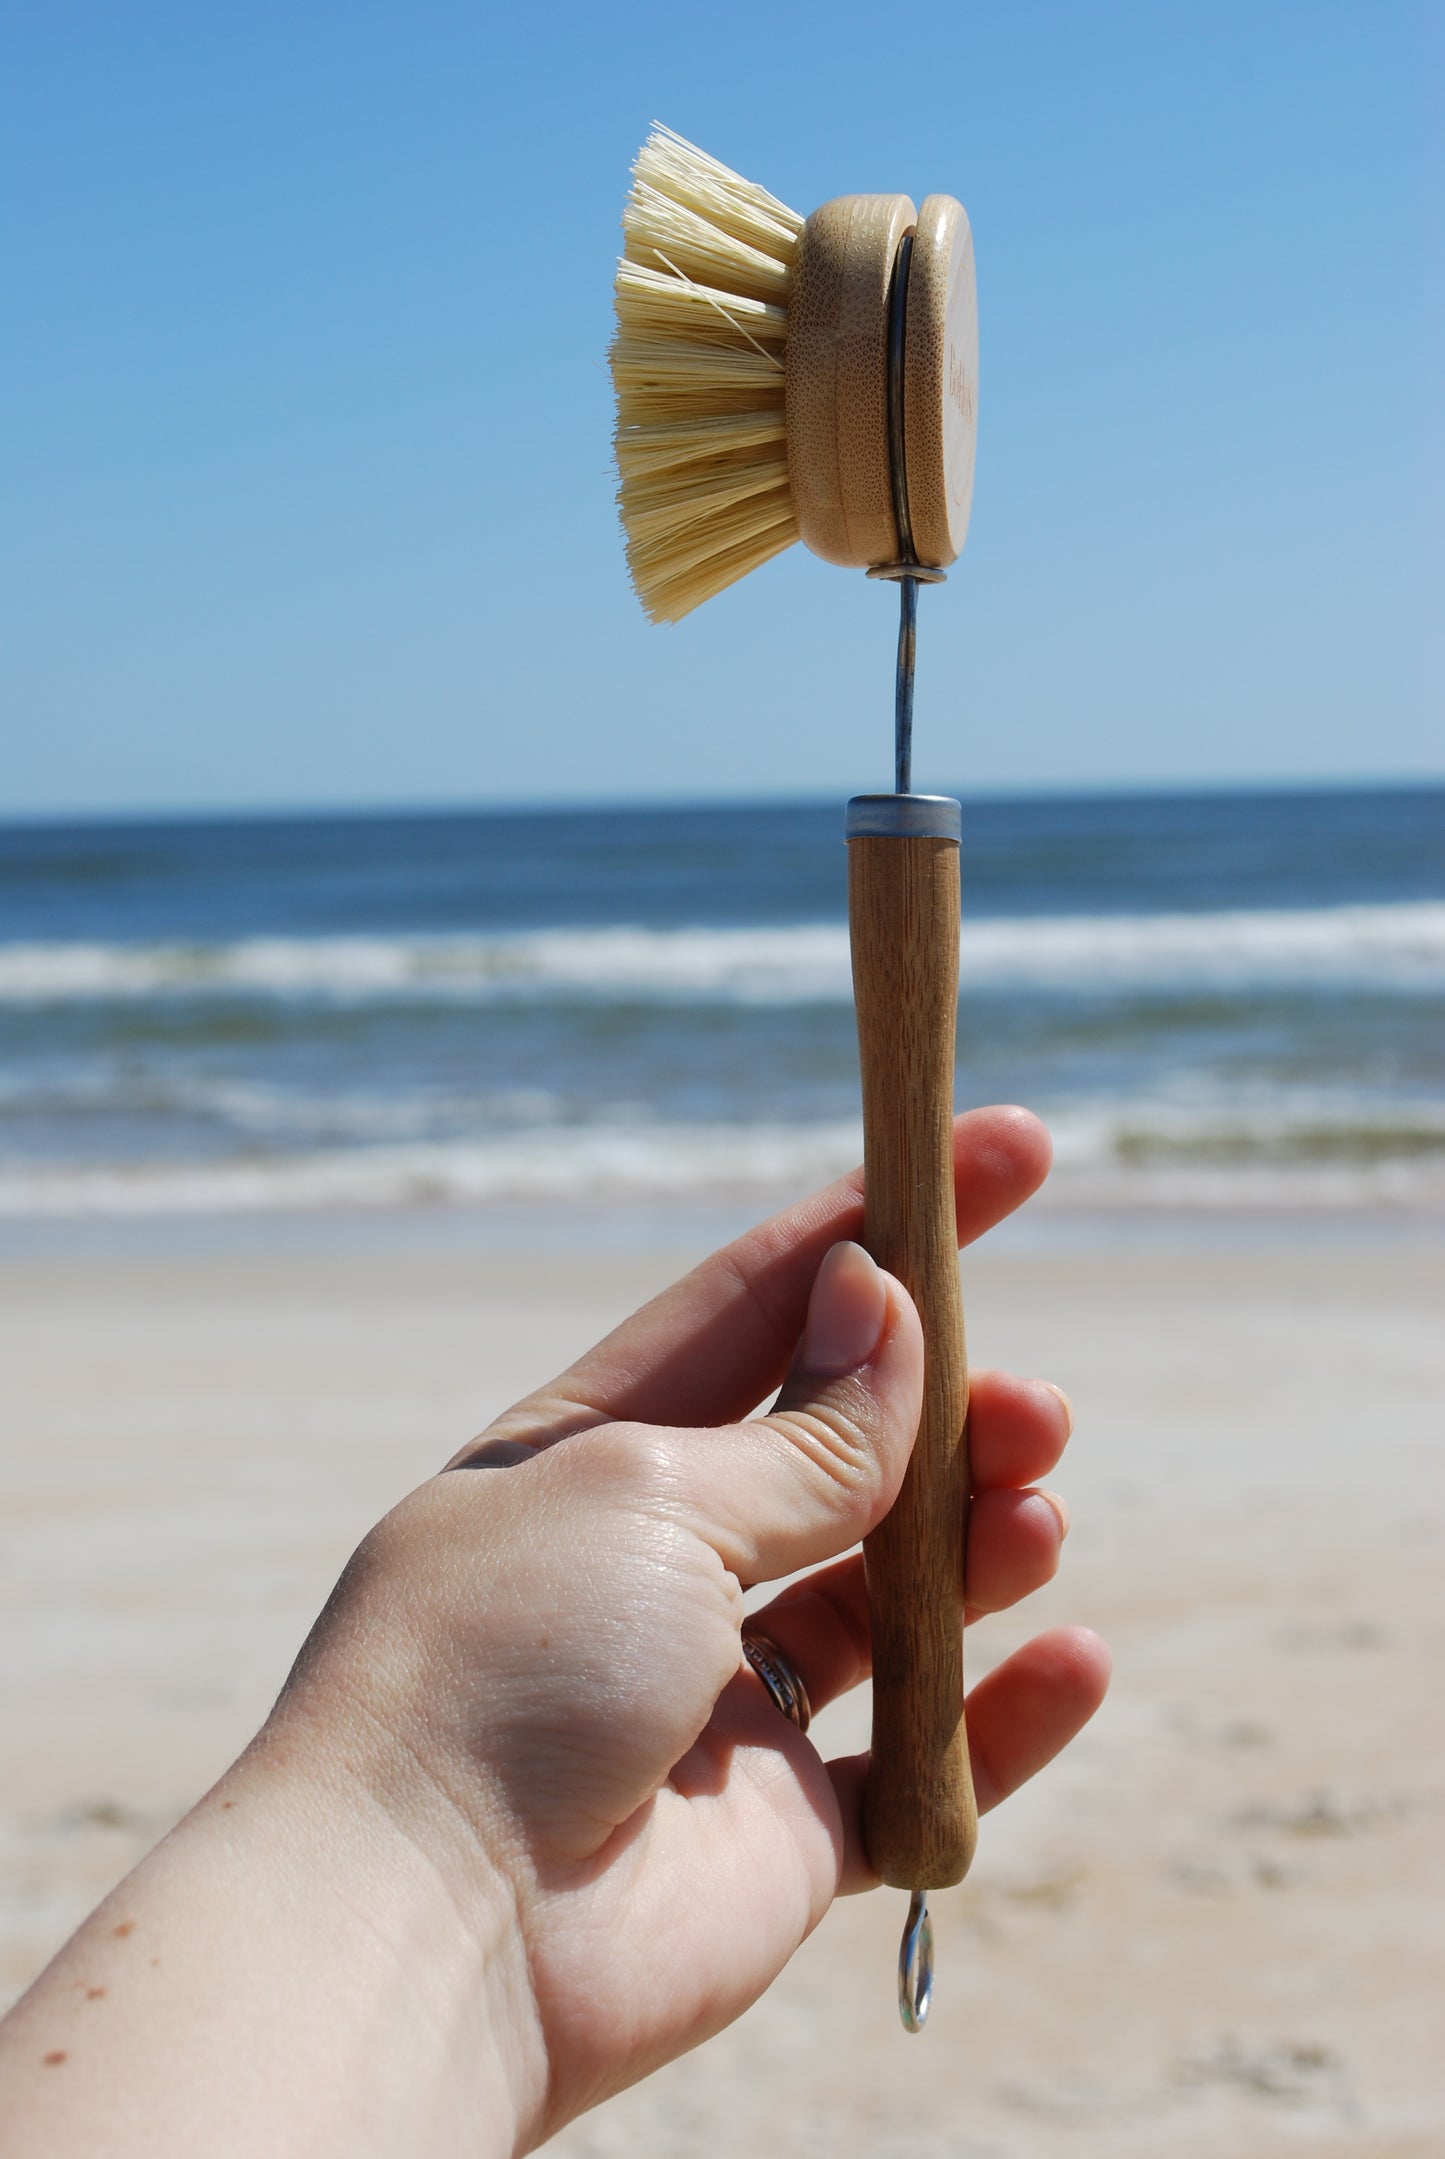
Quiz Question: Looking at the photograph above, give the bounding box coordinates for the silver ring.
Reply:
[740,1632,811,1734]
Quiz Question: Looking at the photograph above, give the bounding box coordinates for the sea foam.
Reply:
[2,901,1442,1005]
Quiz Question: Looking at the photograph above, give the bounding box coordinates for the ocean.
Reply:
[1,787,1441,1223]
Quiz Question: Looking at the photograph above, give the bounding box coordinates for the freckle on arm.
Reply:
[42,2049,68,2067]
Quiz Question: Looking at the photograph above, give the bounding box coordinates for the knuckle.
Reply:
[768,1388,881,1500]
[344,1497,415,1583]
[571,1419,681,1508]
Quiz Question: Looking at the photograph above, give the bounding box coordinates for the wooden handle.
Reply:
[850,827,977,1889]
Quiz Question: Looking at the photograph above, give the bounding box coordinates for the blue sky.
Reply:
[3,1,1439,814]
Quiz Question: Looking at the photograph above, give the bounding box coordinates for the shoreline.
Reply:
[4,1186,1444,1266]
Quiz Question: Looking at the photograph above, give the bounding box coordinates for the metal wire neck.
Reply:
[864,226,947,797]
[894,577,917,795]
[889,229,918,797]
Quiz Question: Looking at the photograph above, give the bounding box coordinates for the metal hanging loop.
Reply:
[897,1889,934,2032]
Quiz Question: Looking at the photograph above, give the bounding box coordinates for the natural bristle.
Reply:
[611,126,803,622]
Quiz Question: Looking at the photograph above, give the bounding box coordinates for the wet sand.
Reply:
[3,1220,1442,2155]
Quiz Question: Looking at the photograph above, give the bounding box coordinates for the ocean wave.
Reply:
[1048,1095,1445,1172]
[2,1099,1443,1217]
[0,1069,572,1142]
[1,901,1442,1007]
[0,1122,865,1217]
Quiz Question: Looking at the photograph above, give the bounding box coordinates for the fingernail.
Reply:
[1043,1382,1075,1437]
[802,1242,888,1377]
[1039,1488,1070,1538]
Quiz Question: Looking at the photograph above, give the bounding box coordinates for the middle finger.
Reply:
[968,1370,1073,1489]
[741,1487,1067,1726]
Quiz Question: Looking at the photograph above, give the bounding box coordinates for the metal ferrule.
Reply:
[846,794,962,842]
[866,562,946,584]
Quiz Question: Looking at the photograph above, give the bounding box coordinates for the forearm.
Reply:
[0,1725,541,2159]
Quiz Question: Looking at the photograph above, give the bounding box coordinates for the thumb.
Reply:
[683,1241,924,1589]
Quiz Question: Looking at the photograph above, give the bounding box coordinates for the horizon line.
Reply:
[4,771,1444,833]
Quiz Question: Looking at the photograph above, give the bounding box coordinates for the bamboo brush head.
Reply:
[610,126,978,623]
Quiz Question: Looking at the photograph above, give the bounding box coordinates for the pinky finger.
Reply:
[966,1625,1111,1814]
[827,1626,1110,1892]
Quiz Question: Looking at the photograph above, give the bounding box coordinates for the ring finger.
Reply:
[741,1485,1067,1727]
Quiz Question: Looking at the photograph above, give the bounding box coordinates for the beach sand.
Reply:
[3,1214,1442,2155]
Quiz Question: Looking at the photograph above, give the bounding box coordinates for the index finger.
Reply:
[484,1105,1050,1447]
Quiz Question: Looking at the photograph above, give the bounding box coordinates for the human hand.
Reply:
[269,1106,1109,2143]
[0,1108,1108,2159]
